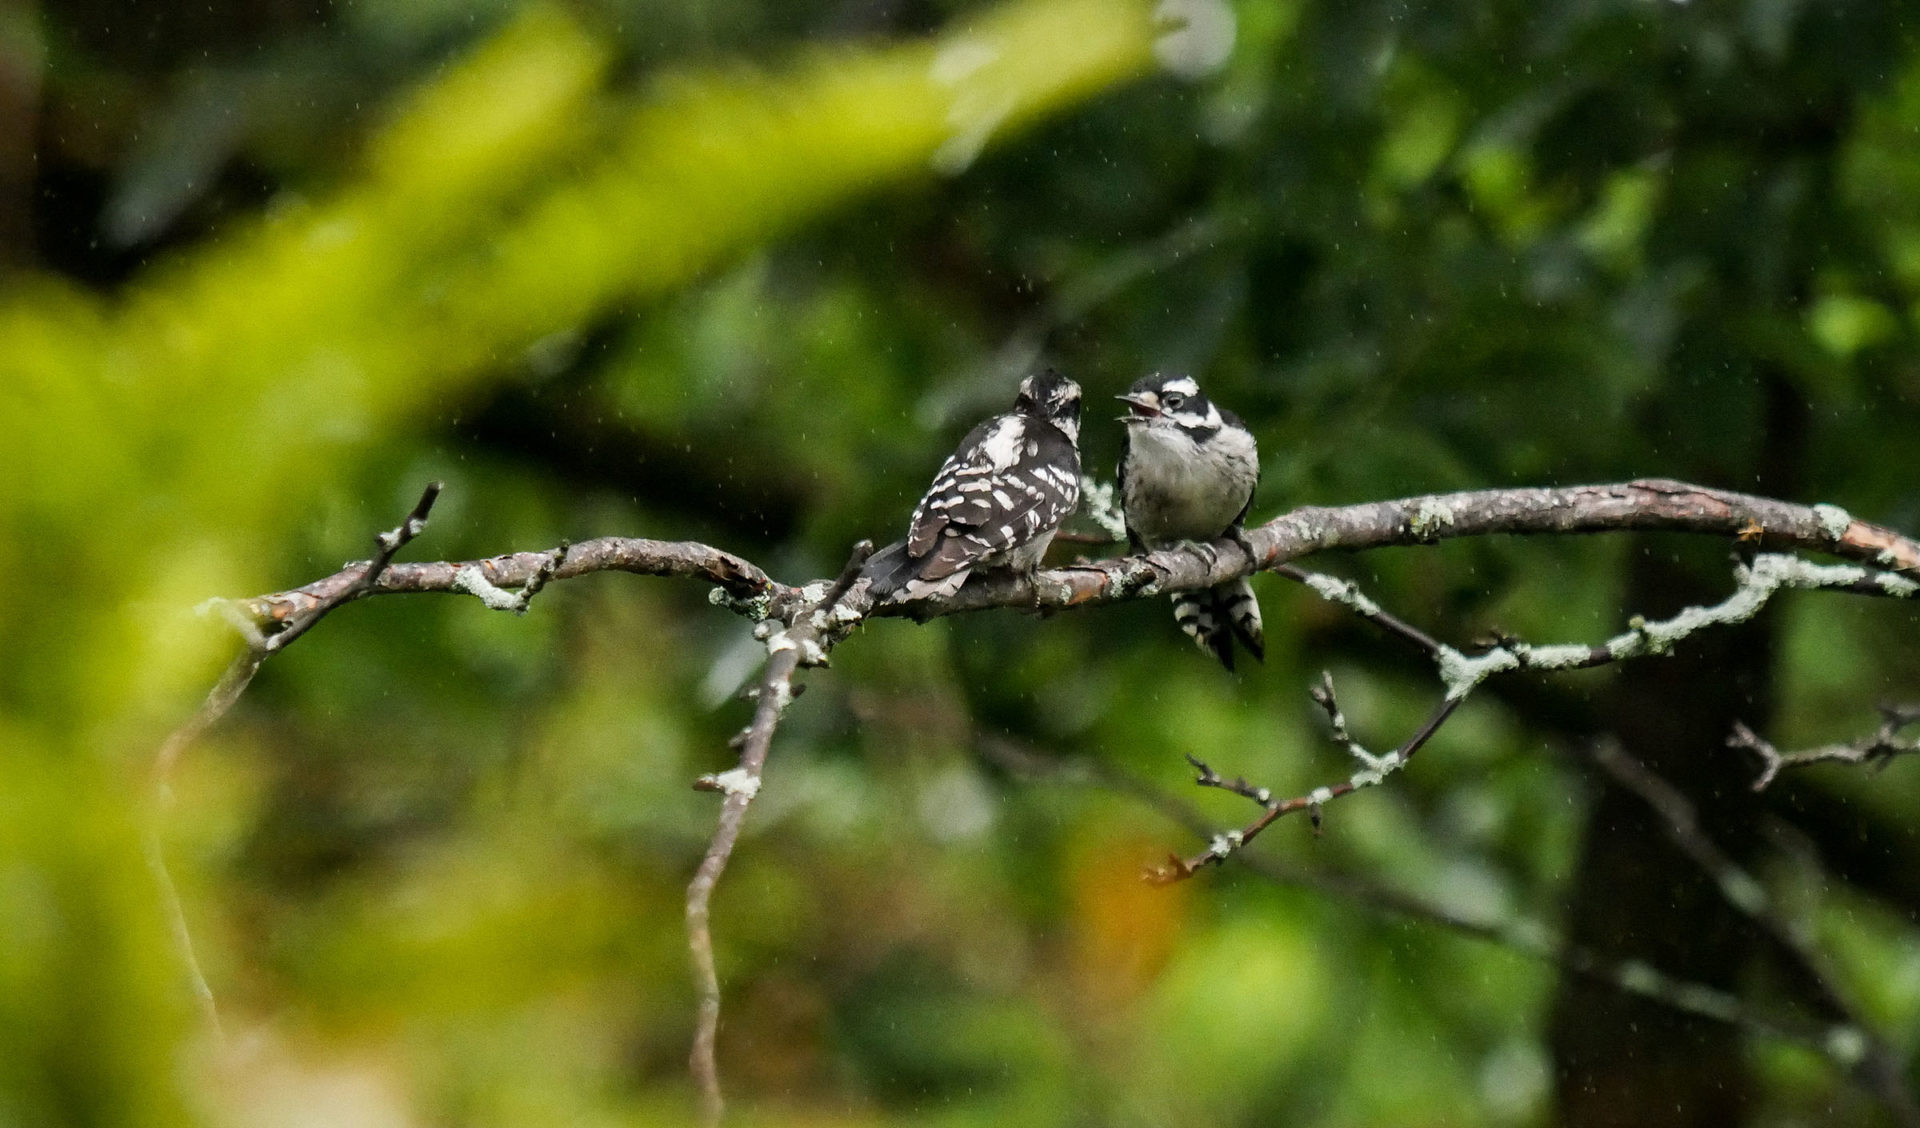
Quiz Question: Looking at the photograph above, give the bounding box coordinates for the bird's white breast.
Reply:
[1123,424,1258,544]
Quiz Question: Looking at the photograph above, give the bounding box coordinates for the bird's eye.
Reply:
[1162,393,1185,410]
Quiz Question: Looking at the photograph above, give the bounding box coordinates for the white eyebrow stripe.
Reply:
[1163,377,1200,396]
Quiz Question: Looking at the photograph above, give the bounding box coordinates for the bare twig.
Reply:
[147,482,444,1038]
[1729,707,1920,790]
[1152,690,1464,883]
[685,539,873,1127]
[263,481,443,652]
[1588,742,1920,1125]
[978,736,1860,1065]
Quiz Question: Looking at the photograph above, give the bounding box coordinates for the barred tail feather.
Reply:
[1171,580,1263,670]
[1217,577,1264,663]
[1171,590,1235,671]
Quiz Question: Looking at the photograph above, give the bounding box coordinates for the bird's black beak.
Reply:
[1116,392,1160,423]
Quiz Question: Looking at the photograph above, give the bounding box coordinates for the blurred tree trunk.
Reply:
[1548,375,1811,1127]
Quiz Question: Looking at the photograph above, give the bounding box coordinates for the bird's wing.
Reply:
[905,415,1079,581]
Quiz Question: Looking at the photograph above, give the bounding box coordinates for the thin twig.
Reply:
[1728,707,1920,790]
[1158,551,1920,875]
[146,482,443,1038]
[1274,564,1447,657]
[685,540,873,1126]
[978,736,1854,1062]
[1152,691,1464,882]
[264,481,442,652]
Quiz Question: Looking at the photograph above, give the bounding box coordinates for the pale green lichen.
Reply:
[1879,573,1919,597]
[711,586,776,621]
[1303,572,1384,619]
[1408,497,1459,540]
[700,767,762,799]
[1078,475,1128,542]
[1512,642,1598,669]
[1350,749,1402,788]
[452,565,526,612]
[1811,503,1852,541]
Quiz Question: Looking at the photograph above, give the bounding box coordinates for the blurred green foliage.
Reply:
[5,0,1920,1124]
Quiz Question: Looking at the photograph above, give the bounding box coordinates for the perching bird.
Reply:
[863,369,1083,604]
[1117,373,1263,669]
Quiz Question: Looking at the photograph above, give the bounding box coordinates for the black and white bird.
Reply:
[1117,373,1264,670]
[863,369,1083,604]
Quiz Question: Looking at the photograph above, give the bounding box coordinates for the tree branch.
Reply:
[684,540,872,1127]
[1149,547,1918,879]
[977,737,1874,1075]
[148,481,446,1040]
[1729,707,1920,790]
[180,478,1920,1114]
[235,480,1920,632]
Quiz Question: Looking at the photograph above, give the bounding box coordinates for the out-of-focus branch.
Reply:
[1589,741,1920,1125]
[684,540,872,1128]
[1729,707,1920,790]
[977,736,1867,1071]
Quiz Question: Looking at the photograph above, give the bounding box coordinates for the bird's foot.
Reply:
[1228,527,1258,568]
[1180,539,1220,569]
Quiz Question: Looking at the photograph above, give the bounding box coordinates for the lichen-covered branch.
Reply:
[174,477,1920,1116]
[1153,552,1918,879]
[235,480,1920,633]
[908,478,1920,618]
[683,541,872,1128]
[246,530,792,628]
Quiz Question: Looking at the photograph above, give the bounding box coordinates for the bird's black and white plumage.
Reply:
[864,369,1083,604]
[1117,373,1263,670]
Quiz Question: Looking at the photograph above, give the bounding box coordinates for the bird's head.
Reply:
[1117,374,1222,439]
[1015,368,1083,442]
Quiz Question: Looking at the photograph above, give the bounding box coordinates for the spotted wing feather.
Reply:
[906,417,1078,582]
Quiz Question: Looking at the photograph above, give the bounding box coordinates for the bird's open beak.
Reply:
[1116,392,1160,423]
